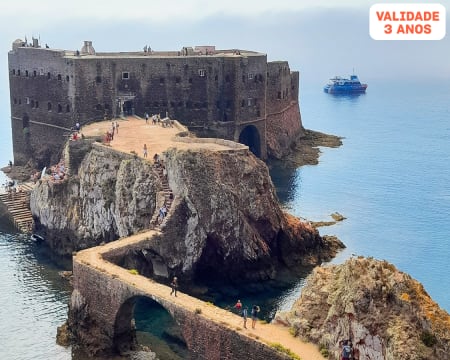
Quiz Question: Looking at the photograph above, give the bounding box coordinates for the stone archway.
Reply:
[239,125,261,158]
[114,295,188,358]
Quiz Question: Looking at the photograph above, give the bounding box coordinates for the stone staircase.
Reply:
[150,164,174,231]
[0,182,34,233]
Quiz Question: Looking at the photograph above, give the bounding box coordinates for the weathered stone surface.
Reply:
[30,144,159,255]
[274,257,450,360]
[31,142,342,282]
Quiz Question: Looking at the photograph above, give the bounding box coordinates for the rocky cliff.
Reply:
[274,257,450,360]
[30,141,343,282]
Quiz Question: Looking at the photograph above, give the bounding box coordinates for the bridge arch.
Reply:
[238,125,261,158]
[114,295,188,357]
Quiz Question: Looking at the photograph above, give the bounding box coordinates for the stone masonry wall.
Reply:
[70,255,294,360]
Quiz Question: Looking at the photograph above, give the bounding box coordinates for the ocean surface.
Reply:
[0,79,449,359]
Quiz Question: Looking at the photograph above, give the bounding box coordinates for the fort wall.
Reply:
[9,40,302,166]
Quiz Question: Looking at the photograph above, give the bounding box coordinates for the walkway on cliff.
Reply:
[77,231,325,360]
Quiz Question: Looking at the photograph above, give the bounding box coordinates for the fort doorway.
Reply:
[123,100,134,116]
[239,125,261,158]
[114,295,188,359]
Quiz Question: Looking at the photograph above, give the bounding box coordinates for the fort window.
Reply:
[122,72,129,80]
[25,70,29,77]
[58,104,62,113]
[40,69,44,76]
[198,69,206,77]
[31,100,35,108]
[225,75,230,82]
[277,91,281,99]
[215,75,218,82]
[241,100,245,107]
[95,76,102,84]
[47,102,52,111]
[66,75,70,82]
[95,104,102,111]
[33,70,37,77]
[26,97,30,105]
[18,99,22,105]
[66,104,70,113]
[57,74,62,81]
[47,72,51,79]
[257,109,261,117]
[247,98,253,107]
[188,78,192,84]
[175,77,181,84]
[104,104,110,110]
[242,75,245,83]
[14,98,17,104]
[35,101,39,108]
[259,74,263,82]
[248,73,254,80]
[159,77,165,85]
[12,69,15,75]
[17,70,21,76]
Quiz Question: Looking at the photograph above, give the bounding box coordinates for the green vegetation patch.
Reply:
[270,342,301,360]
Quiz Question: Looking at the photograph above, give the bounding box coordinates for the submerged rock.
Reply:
[275,257,450,360]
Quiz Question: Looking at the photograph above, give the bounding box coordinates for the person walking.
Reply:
[251,305,260,329]
[170,276,178,297]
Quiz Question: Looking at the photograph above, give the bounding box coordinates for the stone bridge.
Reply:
[70,230,324,360]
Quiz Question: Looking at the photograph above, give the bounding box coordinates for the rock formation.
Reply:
[30,141,343,282]
[274,257,450,360]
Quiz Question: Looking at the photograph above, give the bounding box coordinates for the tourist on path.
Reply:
[143,144,148,158]
[234,299,242,313]
[170,276,178,296]
[251,305,260,329]
[242,306,248,329]
[115,121,119,134]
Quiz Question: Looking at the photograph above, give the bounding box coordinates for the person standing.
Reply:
[143,144,148,158]
[234,299,242,312]
[170,276,178,297]
[115,121,119,134]
[242,306,248,329]
[251,305,260,329]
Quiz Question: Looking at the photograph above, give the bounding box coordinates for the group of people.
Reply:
[234,300,260,329]
[144,112,173,128]
[105,120,119,143]
[47,160,66,182]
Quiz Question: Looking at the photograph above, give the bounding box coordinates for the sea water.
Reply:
[0,79,449,359]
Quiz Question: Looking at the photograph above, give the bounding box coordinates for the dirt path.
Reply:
[77,231,325,360]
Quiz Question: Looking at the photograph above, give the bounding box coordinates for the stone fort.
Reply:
[8,39,303,167]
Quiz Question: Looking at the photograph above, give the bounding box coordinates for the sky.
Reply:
[0,0,448,97]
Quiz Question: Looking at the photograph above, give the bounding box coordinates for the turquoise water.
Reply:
[0,79,449,359]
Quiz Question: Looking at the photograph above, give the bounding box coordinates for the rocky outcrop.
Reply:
[274,257,450,360]
[31,144,160,255]
[31,141,343,281]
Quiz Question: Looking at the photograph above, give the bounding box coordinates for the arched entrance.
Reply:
[114,295,188,359]
[123,100,134,116]
[239,125,261,158]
